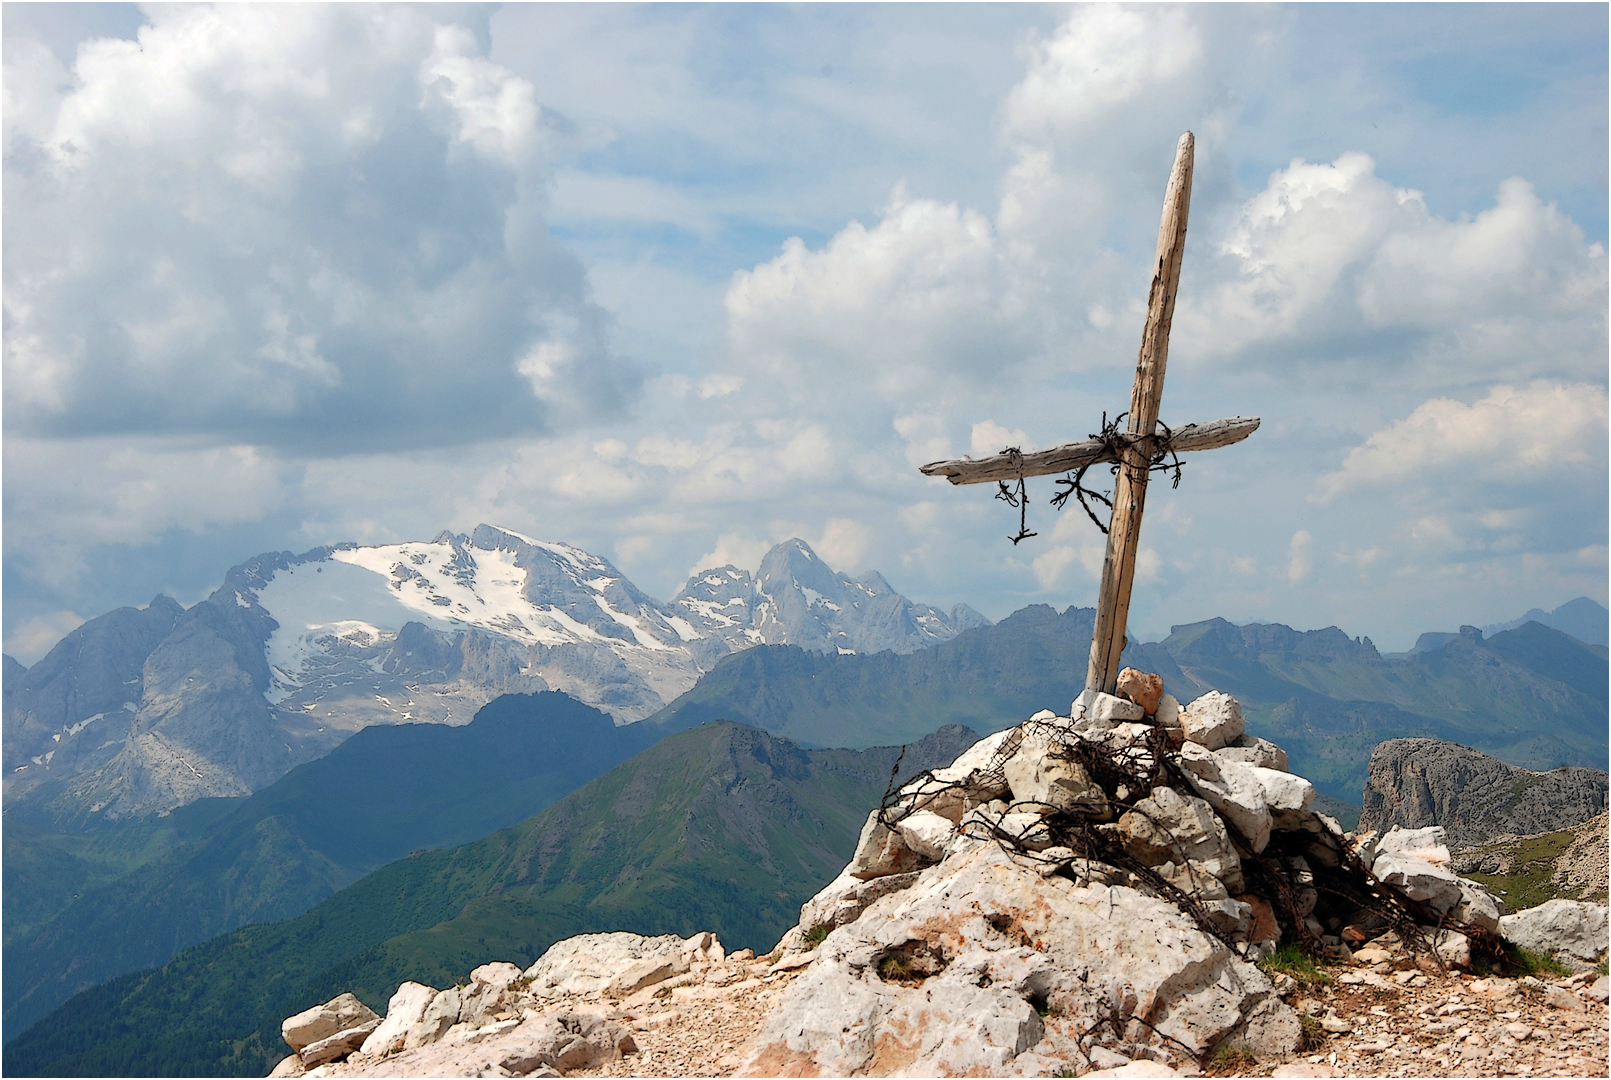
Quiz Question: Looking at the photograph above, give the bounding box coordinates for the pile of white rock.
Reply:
[736,673,1508,1076]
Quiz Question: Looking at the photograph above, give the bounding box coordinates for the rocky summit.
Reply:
[273,673,1608,1077]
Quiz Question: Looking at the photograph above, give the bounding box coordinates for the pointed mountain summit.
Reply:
[671,538,986,659]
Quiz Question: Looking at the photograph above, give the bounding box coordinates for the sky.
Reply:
[3,2,1607,663]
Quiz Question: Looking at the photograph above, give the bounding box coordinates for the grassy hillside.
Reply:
[2,692,661,1037]
[4,721,976,1079]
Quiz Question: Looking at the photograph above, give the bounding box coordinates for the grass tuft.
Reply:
[1257,942,1331,988]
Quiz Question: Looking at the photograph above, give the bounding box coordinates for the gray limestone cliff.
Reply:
[1358,738,1608,848]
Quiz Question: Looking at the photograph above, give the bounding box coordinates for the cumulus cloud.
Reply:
[724,186,1040,401]
[2,5,639,452]
[1182,154,1607,382]
[1315,381,1607,502]
[1004,5,1202,142]
[4,611,86,665]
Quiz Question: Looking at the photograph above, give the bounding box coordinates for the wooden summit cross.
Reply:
[920,131,1259,698]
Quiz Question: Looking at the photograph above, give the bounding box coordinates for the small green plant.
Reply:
[804,924,831,948]
[1257,943,1330,988]
[1052,1068,1078,1078]
[508,974,535,992]
[878,952,914,983]
[1299,1013,1325,1050]
[1208,1044,1256,1074]
[1507,944,1571,978]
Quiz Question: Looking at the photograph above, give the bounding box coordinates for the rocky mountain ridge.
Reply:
[3,528,984,825]
[1358,738,1608,849]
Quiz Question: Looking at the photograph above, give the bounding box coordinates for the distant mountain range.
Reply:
[650,606,1608,801]
[4,719,977,1078]
[3,527,985,825]
[1402,596,1609,654]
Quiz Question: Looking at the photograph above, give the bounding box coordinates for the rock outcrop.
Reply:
[1358,738,1608,848]
[1500,899,1610,972]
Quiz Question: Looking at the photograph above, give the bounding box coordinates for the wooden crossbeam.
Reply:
[918,415,1259,486]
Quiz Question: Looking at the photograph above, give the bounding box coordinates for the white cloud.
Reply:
[1182,155,1607,384]
[4,436,292,586]
[688,533,772,577]
[1316,381,1607,501]
[2,5,638,452]
[813,518,873,572]
[1286,529,1313,583]
[970,420,1032,456]
[5,611,86,666]
[724,186,1035,401]
[1005,5,1202,139]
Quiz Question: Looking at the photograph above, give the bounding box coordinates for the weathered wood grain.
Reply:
[918,415,1258,486]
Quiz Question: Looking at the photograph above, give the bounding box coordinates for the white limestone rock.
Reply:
[896,808,958,860]
[928,727,1016,800]
[359,982,437,1058]
[798,868,925,937]
[520,932,691,998]
[1370,825,1462,912]
[1002,747,1110,817]
[458,961,523,1026]
[1430,929,1472,969]
[300,1021,379,1068]
[1377,825,1452,865]
[1249,766,1315,831]
[1117,785,1244,895]
[339,1011,636,1077]
[736,843,1297,1076]
[1500,899,1610,964]
[1089,692,1146,724]
[996,811,1058,851]
[1452,879,1504,935]
[1370,853,1462,913]
[1177,742,1272,854]
[1216,735,1289,772]
[679,930,725,964]
[846,809,931,880]
[405,987,461,1050]
[1155,693,1182,730]
[282,993,381,1052]
[1178,691,1244,750]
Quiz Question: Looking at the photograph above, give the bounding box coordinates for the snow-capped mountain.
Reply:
[3,527,987,823]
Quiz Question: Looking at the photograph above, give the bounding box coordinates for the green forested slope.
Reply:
[3,692,661,1037]
[4,721,975,1079]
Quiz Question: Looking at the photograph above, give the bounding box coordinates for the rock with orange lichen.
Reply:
[736,842,1298,1076]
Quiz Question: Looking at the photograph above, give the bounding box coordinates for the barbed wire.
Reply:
[997,412,1189,541]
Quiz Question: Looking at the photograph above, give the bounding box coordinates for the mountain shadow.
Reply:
[2,692,661,1037]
